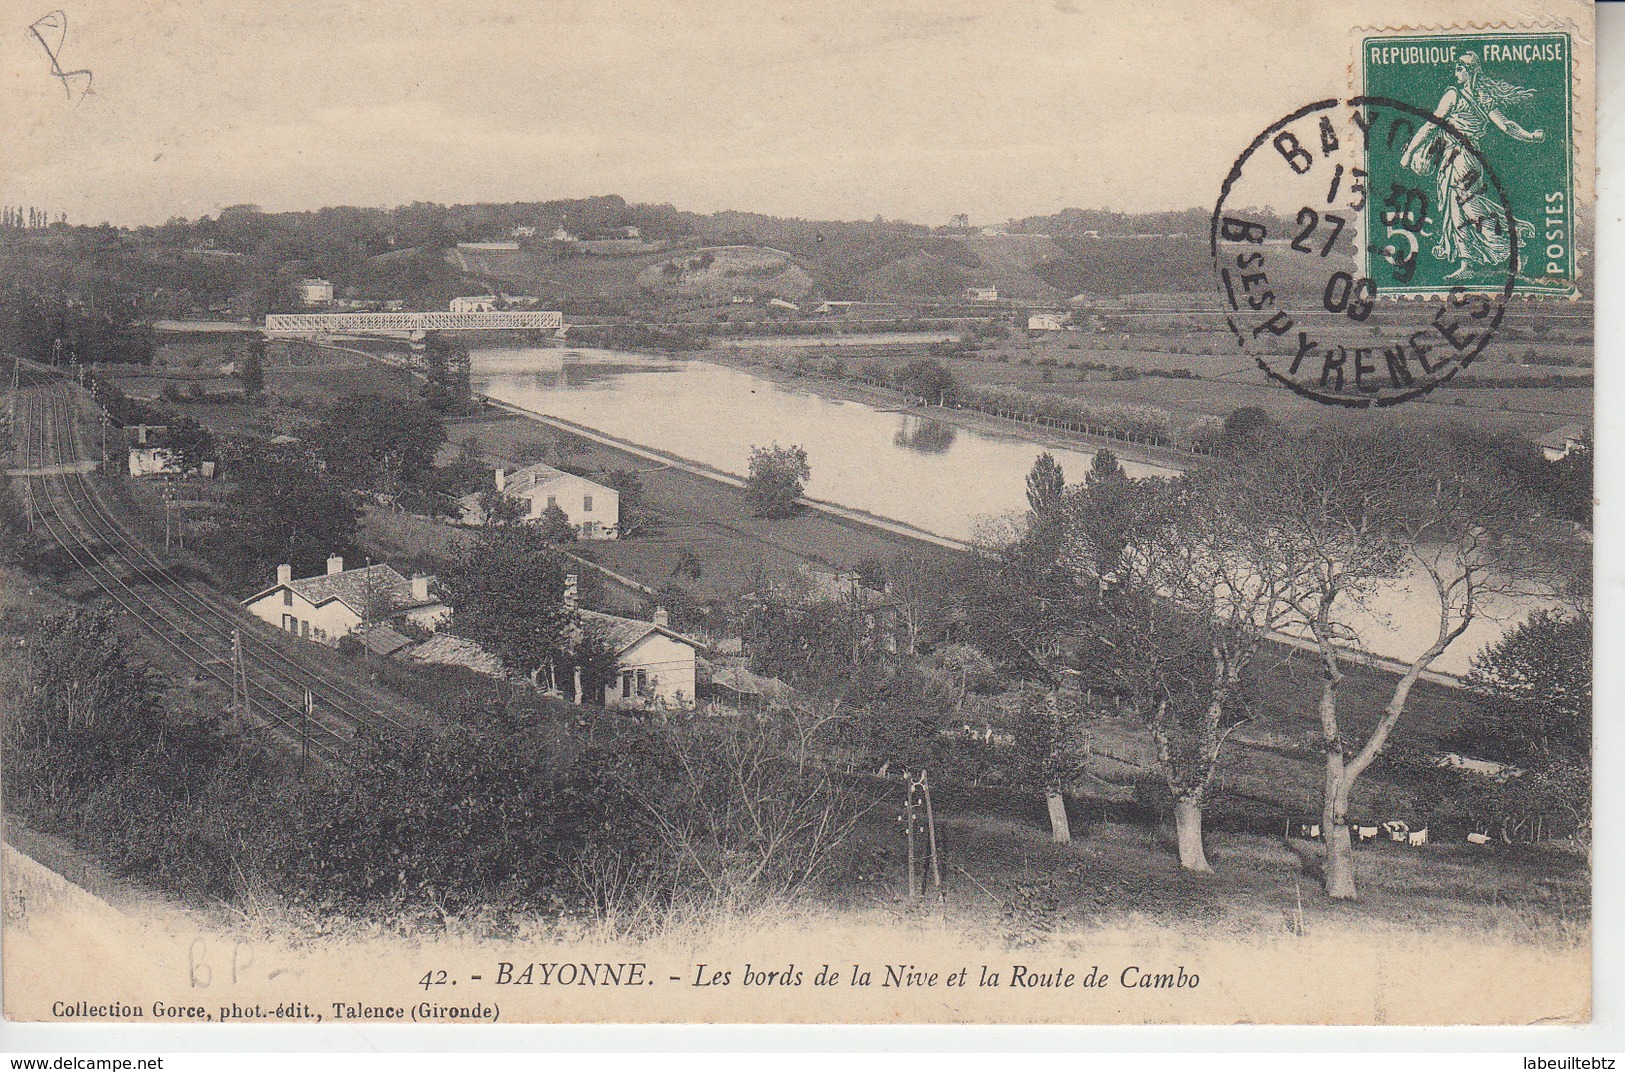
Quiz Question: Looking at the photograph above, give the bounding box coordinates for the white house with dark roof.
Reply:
[241,555,450,645]
[458,464,619,539]
[579,607,699,709]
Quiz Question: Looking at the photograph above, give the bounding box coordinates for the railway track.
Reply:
[12,366,417,764]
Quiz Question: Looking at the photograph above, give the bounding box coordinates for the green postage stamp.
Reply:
[1361,31,1574,296]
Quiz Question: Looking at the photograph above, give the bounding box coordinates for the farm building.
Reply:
[241,556,450,645]
[1027,312,1068,331]
[298,278,333,306]
[1537,422,1589,461]
[965,285,999,302]
[128,446,180,477]
[459,464,619,539]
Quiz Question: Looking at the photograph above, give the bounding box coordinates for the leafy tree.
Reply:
[744,443,811,519]
[1448,609,1592,845]
[211,447,361,593]
[602,468,648,537]
[1546,432,1592,527]
[419,333,472,414]
[537,501,578,544]
[1025,452,1066,516]
[893,357,959,405]
[238,336,265,396]
[163,414,216,473]
[441,524,579,682]
[1221,405,1276,452]
[1013,687,1077,842]
[1086,448,1124,485]
[310,394,447,493]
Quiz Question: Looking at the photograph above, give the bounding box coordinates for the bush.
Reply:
[745,443,811,518]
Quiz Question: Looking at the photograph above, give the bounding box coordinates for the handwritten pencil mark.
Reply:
[29,10,93,104]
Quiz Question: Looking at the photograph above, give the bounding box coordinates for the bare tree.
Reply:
[1245,424,1563,899]
[620,706,869,899]
[1060,470,1302,871]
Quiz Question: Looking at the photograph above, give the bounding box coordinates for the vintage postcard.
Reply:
[0,0,1596,1030]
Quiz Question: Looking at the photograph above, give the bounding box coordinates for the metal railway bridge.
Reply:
[263,310,563,336]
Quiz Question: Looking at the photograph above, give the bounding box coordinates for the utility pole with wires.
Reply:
[301,688,313,773]
[230,629,249,722]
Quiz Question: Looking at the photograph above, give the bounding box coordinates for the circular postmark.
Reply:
[1210,96,1517,408]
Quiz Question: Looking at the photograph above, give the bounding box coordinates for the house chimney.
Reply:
[494,467,506,492]
[411,573,430,602]
[277,563,292,585]
[653,606,669,628]
[327,555,344,575]
[563,573,578,609]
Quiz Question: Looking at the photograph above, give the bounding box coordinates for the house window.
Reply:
[547,495,557,508]
[301,620,311,638]
[583,494,593,512]
[283,590,293,606]
[636,668,649,696]
[282,614,298,633]
[620,670,635,699]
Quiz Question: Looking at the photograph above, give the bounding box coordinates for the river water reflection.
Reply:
[471,345,1177,543]
[471,345,1552,673]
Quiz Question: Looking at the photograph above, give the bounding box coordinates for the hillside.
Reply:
[635,245,814,300]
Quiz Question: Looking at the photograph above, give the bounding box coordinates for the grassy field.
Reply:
[726,327,1590,439]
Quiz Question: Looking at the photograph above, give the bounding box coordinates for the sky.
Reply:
[0,0,1593,227]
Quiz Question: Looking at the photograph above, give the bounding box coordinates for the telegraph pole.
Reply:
[920,769,943,899]
[302,689,313,772]
[231,629,248,720]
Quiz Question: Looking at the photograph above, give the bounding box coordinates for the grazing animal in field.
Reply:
[1382,820,1410,842]
[1357,825,1380,842]
[1466,832,1491,845]
[1407,828,1429,847]
[1298,823,1321,838]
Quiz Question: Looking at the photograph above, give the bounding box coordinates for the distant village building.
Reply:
[768,297,800,312]
[241,556,449,645]
[551,227,578,243]
[1027,312,1068,331]
[964,285,999,302]
[459,464,619,539]
[1537,422,1588,461]
[450,294,540,313]
[128,446,180,477]
[510,225,539,238]
[298,279,334,306]
[621,225,641,239]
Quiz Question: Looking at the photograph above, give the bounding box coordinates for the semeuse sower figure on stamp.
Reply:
[1399,51,1544,281]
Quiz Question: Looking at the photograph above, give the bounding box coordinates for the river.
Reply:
[471,345,1177,543]
[470,344,1561,675]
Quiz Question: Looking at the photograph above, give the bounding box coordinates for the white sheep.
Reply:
[1466,832,1490,845]
[1357,825,1380,842]
[1407,828,1429,847]
[1382,820,1410,842]
[1297,823,1321,838]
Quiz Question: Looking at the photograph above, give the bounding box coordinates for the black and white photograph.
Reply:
[0,0,1601,1035]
